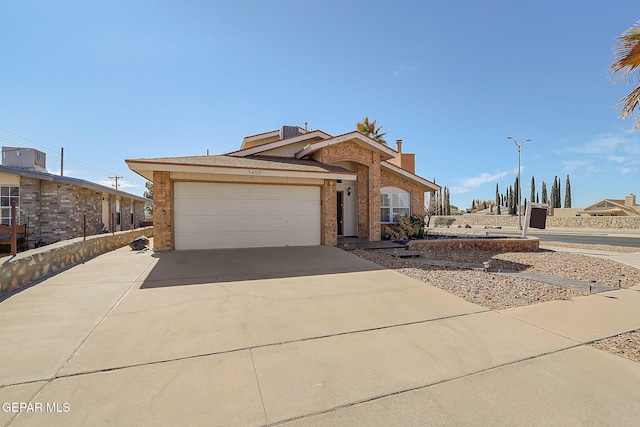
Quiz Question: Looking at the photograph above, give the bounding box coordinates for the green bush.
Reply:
[384,214,426,240]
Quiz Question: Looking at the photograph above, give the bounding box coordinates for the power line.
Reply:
[109,175,123,190]
[0,127,150,194]
[0,127,119,177]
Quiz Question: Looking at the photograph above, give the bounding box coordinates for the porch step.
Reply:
[338,238,407,251]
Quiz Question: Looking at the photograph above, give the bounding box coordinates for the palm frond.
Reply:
[611,24,640,82]
[614,85,640,129]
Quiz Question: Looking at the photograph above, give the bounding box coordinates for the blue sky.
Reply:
[2,1,640,209]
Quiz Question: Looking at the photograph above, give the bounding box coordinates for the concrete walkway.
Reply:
[1,245,640,426]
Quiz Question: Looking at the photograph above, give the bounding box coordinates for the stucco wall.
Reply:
[1,226,154,294]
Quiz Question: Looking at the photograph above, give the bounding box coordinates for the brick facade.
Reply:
[321,180,337,245]
[152,170,173,251]
[322,141,382,241]
[138,138,432,250]
[13,177,145,249]
[380,168,427,217]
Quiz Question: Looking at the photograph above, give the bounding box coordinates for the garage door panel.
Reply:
[174,182,321,250]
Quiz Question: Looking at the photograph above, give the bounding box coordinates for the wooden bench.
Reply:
[0,224,26,252]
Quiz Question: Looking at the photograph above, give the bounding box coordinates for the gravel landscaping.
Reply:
[543,241,640,253]
[593,330,640,363]
[351,247,640,309]
[353,245,640,363]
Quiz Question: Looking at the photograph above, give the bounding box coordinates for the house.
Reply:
[126,125,440,251]
[578,194,640,216]
[1,147,148,250]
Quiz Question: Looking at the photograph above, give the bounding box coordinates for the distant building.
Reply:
[1,146,147,249]
[554,194,640,217]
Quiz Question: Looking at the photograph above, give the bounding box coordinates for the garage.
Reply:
[173,182,321,250]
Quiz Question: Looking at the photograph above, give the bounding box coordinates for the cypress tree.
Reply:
[564,175,572,208]
[555,176,561,208]
[536,192,539,204]
[530,176,535,205]
[495,183,500,210]
[541,181,548,205]
[550,179,557,210]
[444,187,451,215]
[430,179,437,215]
[508,185,515,214]
[472,199,476,211]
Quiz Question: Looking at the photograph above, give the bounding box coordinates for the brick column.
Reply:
[153,171,173,251]
[369,153,381,241]
[357,164,369,239]
[323,180,337,245]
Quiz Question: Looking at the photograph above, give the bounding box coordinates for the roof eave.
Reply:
[295,132,398,160]
[381,161,440,191]
[228,130,332,157]
[126,160,357,181]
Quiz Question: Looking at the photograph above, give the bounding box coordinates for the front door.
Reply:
[337,191,344,236]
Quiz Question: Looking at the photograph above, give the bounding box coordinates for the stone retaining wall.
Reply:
[431,215,640,229]
[1,227,153,294]
[408,236,539,252]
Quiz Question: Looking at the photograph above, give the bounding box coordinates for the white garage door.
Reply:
[174,182,321,250]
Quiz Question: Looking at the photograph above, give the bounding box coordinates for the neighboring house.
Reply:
[126,125,440,251]
[1,147,148,250]
[579,194,640,217]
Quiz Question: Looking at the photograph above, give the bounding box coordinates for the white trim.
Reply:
[127,161,357,181]
[230,130,331,157]
[295,132,398,160]
[381,161,440,191]
[241,130,280,147]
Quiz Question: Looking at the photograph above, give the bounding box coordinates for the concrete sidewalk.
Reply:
[1,245,640,426]
[541,244,640,270]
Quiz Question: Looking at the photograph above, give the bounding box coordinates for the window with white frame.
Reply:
[1,185,20,225]
[380,186,410,223]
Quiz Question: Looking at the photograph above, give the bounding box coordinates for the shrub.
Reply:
[384,214,426,240]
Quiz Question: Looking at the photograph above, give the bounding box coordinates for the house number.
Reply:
[248,170,261,175]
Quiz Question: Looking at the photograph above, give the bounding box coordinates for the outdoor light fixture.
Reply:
[507,136,532,230]
[328,181,334,192]
[347,187,352,196]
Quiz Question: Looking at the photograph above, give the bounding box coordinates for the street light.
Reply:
[507,136,532,230]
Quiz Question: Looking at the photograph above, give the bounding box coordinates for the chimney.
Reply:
[625,194,636,206]
[396,139,403,153]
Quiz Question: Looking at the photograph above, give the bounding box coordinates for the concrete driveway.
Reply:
[2,245,640,426]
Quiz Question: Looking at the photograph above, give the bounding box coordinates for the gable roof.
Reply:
[295,131,398,161]
[229,130,332,157]
[0,165,148,202]
[582,198,639,215]
[126,155,357,181]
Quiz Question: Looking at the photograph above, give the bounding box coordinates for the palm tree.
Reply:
[357,116,387,144]
[611,21,640,129]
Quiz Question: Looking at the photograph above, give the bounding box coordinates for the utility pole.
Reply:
[506,136,532,230]
[109,175,123,190]
[60,147,64,176]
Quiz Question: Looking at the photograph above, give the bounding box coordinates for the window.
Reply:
[115,199,121,226]
[1,186,19,225]
[381,186,410,223]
